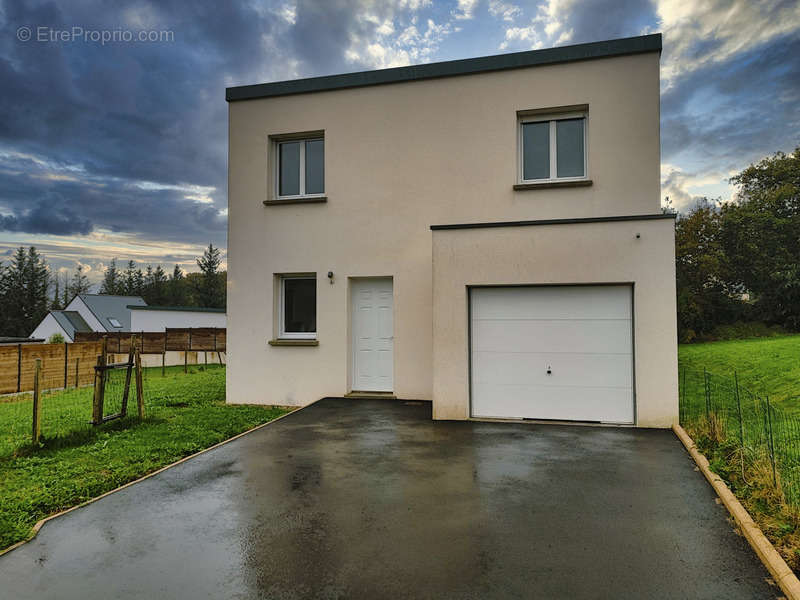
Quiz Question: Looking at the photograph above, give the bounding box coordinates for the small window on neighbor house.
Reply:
[107,317,122,328]
[277,137,324,198]
[520,114,586,182]
[279,275,316,339]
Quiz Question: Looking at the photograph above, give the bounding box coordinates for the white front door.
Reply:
[351,278,394,392]
[470,285,634,424]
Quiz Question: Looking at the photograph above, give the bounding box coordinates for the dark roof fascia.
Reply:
[226,34,662,102]
[430,213,676,231]
[127,305,226,313]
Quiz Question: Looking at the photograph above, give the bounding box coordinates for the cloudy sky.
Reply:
[0,0,798,285]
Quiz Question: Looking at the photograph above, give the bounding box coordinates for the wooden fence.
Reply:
[74,328,226,354]
[0,341,103,394]
[1,328,226,395]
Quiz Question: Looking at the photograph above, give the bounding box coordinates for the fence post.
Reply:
[703,368,710,420]
[92,355,103,425]
[120,335,135,418]
[135,349,145,419]
[162,329,167,376]
[32,358,42,445]
[63,342,69,389]
[734,371,744,447]
[766,396,777,487]
[16,343,22,393]
[74,357,80,388]
[680,368,686,423]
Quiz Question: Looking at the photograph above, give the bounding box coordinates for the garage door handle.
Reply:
[546,366,552,375]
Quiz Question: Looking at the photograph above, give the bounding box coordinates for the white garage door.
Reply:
[470,285,634,424]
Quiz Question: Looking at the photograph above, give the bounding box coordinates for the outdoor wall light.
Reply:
[327,271,334,284]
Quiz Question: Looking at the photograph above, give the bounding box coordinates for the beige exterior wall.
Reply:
[227,51,670,416]
[432,218,678,427]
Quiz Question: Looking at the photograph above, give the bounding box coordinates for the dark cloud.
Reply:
[661,32,800,167]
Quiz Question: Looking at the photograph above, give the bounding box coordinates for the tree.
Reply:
[674,199,744,342]
[142,265,168,305]
[720,148,800,329]
[0,247,51,337]
[47,332,65,344]
[51,275,61,310]
[100,259,123,295]
[123,260,137,296]
[167,264,190,306]
[194,243,224,308]
[67,264,92,300]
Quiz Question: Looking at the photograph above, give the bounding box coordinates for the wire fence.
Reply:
[679,368,800,507]
[0,357,154,459]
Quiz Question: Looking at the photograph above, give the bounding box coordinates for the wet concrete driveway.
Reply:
[0,398,778,599]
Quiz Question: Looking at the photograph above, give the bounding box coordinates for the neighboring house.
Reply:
[226,34,678,427]
[31,294,146,342]
[128,305,226,332]
[30,311,92,342]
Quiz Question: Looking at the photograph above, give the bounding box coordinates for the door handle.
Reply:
[546,366,552,375]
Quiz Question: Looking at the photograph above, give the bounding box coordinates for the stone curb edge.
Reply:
[674,423,800,599]
[0,400,316,557]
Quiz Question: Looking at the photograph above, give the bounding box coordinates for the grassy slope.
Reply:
[679,334,800,413]
[0,366,289,550]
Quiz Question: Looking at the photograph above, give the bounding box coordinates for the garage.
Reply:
[470,285,634,424]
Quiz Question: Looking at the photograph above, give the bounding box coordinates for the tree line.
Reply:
[0,244,225,338]
[674,148,800,342]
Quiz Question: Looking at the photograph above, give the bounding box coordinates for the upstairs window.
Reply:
[519,113,587,183]
[276,137,324,199]
[107,317,122,328]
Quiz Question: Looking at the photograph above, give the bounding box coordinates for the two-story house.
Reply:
[226,33,678,427]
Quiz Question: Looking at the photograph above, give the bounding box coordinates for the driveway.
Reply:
[0,398,777,599]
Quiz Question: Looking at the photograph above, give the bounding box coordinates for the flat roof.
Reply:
[226,33,661,102]
[127,305,226,313]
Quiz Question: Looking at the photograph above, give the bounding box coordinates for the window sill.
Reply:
[268,339,319,346]
[513,179,592,191]
[264,196,327,206]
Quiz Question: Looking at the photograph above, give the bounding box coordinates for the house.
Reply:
[128,304,227,367]
[31,294,146,342]
[128,305,226,332]
[225,33,678,427]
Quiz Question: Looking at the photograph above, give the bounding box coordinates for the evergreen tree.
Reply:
[51,275,61,310]
[133,268,145,296]
[168,264,189,306]
[195,244,224,308]
[67,264,92,299]
[100,259,123,295]
[123,260,137,295]
[0,247,51,337]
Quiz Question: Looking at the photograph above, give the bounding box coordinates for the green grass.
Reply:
[0,365,289,551]
[678,333,800,571]
[679,334,800,414]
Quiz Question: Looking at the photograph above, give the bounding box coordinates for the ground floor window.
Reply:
[279,275,316,339]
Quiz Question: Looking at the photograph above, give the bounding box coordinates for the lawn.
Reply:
[679,334,800,414]
[0,365,289,551]
[679,333,800,571]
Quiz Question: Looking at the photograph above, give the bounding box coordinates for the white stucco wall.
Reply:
[227,50,667,409]
[30,313,71,342]
[129,309,226,332]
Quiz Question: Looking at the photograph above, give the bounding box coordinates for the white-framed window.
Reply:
[107,317,122,328]
[275,137,325,199]
[518,112,587,183]
[278,275,317,339]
